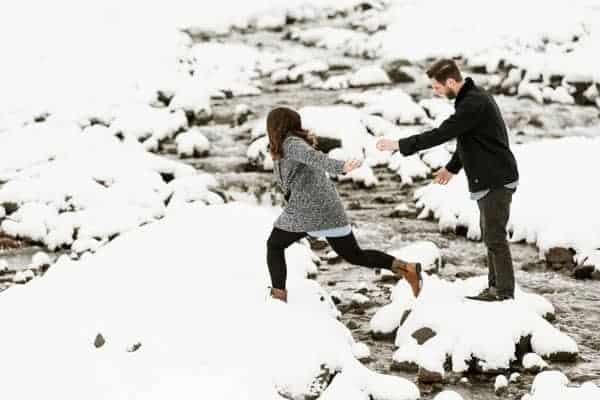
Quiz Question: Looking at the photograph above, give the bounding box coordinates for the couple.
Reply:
[266,59,519,304]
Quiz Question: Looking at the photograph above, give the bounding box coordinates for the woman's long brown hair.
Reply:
[266,107,317,160]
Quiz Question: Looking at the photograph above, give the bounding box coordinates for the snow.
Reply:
[510,372,521,382]
[413,136,600,270]
[0,121,224,251]
[352,342,371,360]
[31,252,51,269]
[348,66,391,87]
[528,371,600,400]
[375,275,576,375]
[12,270,35,284]
[433,391,464,400]
[378,0,600,84]
[175,128,211,157]
[389,241,442,273]
[495,375,509,392]
[350,89,429,125]
[523,353,549,371]
[0,202,420,400]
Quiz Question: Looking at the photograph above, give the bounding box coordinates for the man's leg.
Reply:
[266,227,307,290]
[478,200,496,288]
[478,189,515,298]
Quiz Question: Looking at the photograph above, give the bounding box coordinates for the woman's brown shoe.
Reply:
[270,287,288,303]
[391,259,423,298]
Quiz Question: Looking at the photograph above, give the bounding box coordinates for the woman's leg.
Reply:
[327,231,422,297]
[326,231,395,270]
[266,227,307,290]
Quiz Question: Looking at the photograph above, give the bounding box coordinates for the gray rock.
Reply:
[391,359,419,373]
[94,333,105,348]
[412,327,436,345]
[418,367,444,383]
[545,247,575,270]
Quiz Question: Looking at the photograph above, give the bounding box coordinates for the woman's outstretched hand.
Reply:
[343,159,362,173]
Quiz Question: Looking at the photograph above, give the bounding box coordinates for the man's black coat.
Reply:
[398,77,519,192]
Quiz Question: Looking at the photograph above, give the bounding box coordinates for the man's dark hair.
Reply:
[426,59,463,83]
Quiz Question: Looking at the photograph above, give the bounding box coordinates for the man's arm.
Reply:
[397,97,484,156]
[445,150,462,174]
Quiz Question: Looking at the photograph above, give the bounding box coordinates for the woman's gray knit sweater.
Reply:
[273,135,349,232]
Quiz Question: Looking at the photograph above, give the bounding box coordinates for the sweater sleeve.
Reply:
[445,150,463,174]
[283,137,345,175]
[397,97,483,156]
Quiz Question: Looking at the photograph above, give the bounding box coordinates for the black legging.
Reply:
[267,227,395,290]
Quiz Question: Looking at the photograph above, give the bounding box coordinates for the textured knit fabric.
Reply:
[307,224,352,238]
[273,135,348,232]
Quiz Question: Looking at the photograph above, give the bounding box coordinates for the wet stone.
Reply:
[545,247,575,270]
[573,264,595,279]
[546,351,578,363]
[370,328,397,342]
[94,333,106,348]
[391,360,419,373]
[412,327,436,345]
[418,367,444,384]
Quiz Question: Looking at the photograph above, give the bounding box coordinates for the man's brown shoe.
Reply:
[270,287,288,303]
[391,259,423,298]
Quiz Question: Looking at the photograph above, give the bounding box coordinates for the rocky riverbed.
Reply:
[1,3,599,399]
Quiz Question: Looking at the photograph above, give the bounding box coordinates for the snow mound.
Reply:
[0,203,420,400]
[527,371,600,400]
[371,275,576,376]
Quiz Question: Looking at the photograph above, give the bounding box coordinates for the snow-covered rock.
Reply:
[527,371,600,400]
[494,375,508,394]
[433,391,464,400]
[390,241,442,273]
[247,136,274,171]
[348,65,391,87]
[175,128,211,157]
[12,269,35,284]
[375,275,576,376]
[522,353,549,373]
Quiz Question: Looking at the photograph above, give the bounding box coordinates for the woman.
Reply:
[265,107,422,303]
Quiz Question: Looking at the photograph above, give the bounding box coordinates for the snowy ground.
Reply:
[2,0,600,399]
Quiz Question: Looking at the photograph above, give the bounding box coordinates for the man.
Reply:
[376,59,519,301]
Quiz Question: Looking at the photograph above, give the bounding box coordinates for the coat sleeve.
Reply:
[283,137,345,175]
[397,97,484,156]
[445,150,463,174]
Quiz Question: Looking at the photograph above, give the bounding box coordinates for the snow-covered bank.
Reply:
[0,203,419,400]
[371,275,577,379]
[412,136,600,274]
[0,121,223,252]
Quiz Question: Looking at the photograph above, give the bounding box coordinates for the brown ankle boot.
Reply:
[270,287,287,303]
[391,259,423,298]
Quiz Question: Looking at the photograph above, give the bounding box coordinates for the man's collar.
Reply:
[455,77,475,106]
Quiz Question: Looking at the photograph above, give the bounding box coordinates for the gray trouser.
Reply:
[477,188,515,297]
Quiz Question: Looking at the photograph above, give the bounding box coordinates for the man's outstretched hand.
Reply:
[343,159,362,173]
[376,138,399,152]
[433,168,454,185]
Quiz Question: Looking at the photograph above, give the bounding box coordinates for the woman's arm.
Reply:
[283,136,345,175]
